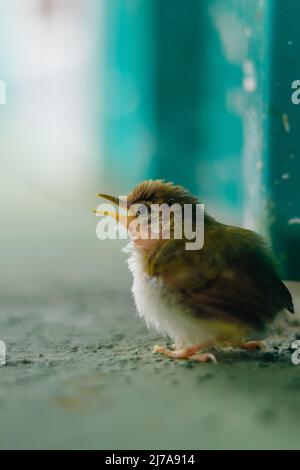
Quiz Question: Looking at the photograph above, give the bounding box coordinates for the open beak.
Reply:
[93,193,134,227]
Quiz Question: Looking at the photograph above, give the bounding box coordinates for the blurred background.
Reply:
[0,0,299,294]
[0,0,300,450]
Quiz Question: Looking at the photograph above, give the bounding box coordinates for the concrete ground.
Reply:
[1,260,300,449]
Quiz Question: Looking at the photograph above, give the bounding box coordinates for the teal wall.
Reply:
[102,0,247,222]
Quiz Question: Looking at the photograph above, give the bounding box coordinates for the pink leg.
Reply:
[153,342,217,363]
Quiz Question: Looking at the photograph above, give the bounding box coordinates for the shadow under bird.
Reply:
[95,180,294,363]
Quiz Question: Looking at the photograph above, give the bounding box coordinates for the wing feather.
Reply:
[147,226,294,331]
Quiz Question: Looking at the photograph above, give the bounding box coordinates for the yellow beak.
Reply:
[93,193,134,227]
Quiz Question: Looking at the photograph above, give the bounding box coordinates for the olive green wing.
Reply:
[147,232,294,331]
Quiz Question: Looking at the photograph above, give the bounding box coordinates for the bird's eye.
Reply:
[135,205,148,218]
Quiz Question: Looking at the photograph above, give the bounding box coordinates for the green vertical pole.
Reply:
[150,0,204,194]
[267,0,300,280]
[151,0,245,222]
[102,0,155,191]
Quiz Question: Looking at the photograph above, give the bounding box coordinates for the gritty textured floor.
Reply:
[1,277,300,449]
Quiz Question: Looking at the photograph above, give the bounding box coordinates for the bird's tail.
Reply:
[268,309,300,337]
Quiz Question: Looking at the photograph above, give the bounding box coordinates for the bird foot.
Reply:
[153,344,217,363]
[153,345,199,359]
[239,340,264,350]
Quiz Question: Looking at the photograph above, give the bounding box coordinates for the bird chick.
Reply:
[96,180,294,363]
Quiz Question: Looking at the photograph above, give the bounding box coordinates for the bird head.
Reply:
[94,180,200,249]
[126,179,198,207]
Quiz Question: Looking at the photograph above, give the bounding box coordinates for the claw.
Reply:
[190,353,217,363]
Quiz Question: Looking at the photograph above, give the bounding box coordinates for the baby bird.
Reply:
[96,180,294,363]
